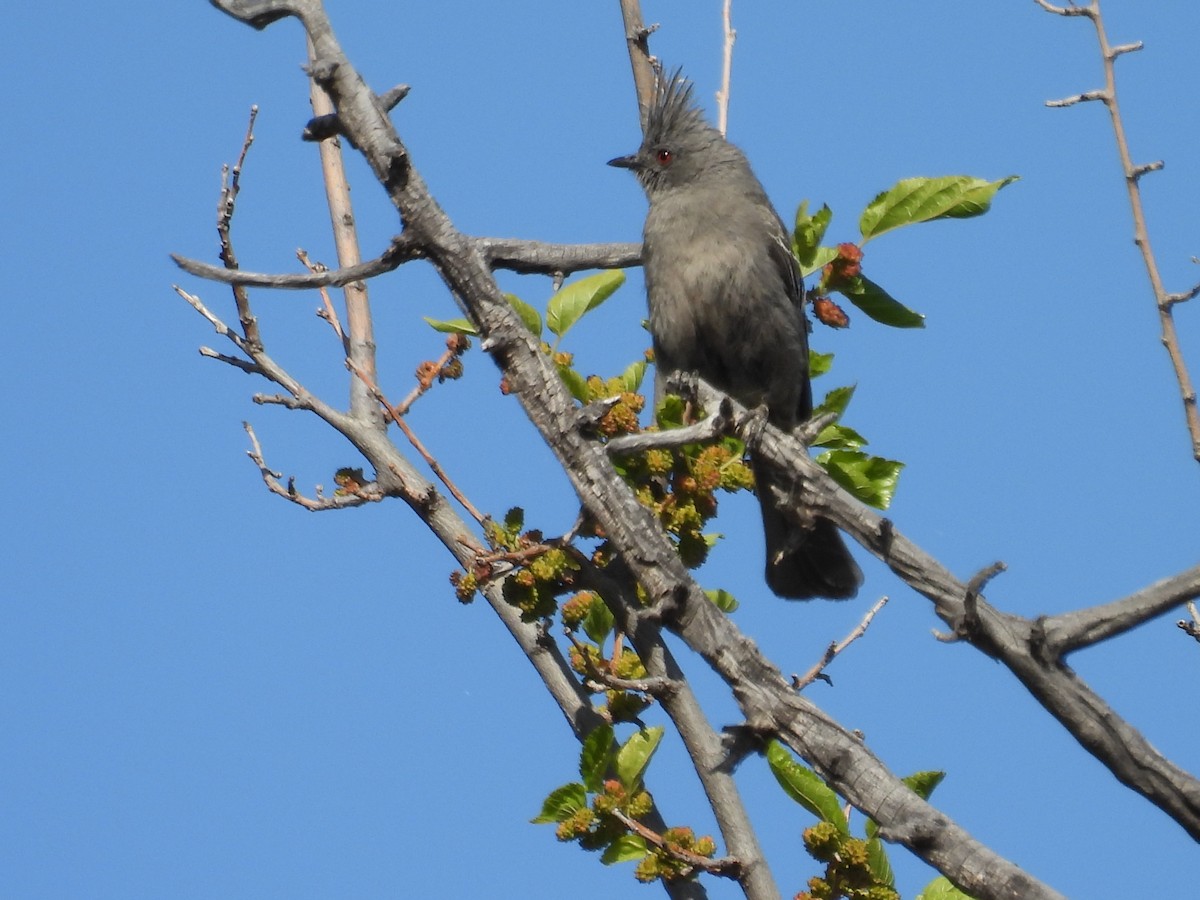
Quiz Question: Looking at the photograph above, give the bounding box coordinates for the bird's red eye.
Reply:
[656,148,673,166]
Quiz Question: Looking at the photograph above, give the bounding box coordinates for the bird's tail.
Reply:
[756,464,863,600]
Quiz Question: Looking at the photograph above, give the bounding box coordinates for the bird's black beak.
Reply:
[607,154,639,170]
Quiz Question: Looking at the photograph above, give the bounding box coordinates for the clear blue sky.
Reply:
[4,3,1198,898]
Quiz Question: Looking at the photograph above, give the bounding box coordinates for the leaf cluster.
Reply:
[533,723,717,884]
[767,742,973,900]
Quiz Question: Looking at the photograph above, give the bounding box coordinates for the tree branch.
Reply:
[1039,0,1200,461]
[172,235,639,288]
[200,3,1070,895]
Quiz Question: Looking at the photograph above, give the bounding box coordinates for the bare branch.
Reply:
[476,236,642,275]
[792,596,889,690]
[616,0,658,126]
[715,0,735,136]
[1037,565,1200,655]
[307,39,382,427]
[172,235,639,288]
[347,359,488,526]
[1040,0,1200,460]
[244,422,384,510]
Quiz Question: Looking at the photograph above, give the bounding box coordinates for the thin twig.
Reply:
[715,0,735,136]
[608,809,742,880]
[616,0,659,127]
[216,106,263,350]
[346,360,488,525]
[308,38,381,426]
[792,596,889,690]
[243,421,384,510]
[563,628,677,697]
[1039,0,1200,461]
[297,249,347,346]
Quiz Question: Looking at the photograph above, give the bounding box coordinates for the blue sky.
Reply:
[4,2,1198,898]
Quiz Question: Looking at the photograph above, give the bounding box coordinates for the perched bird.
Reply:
[608,71,862,600]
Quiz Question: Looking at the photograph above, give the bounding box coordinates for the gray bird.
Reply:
[608,71,862,600]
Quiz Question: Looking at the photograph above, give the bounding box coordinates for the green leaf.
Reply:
[547,270,626,339]
[503,507,524,533]
[808,350,834,379]
[859,175,1019,243]
[704,588,739,613]
[532,782,588,824]
[814,384,856,419]
[557,364,590,402]
[582,595,615,646]
[800,244,839,280]
[580,724,615,793]
[837,276,925,329]
[812,423,868,451]
[818,450,904,510]
[619,359,648,394]
[504,292,543,338]
[615,727,664,791]
[866,836,894,889]
[793,201,833,269]
[766,741,848,832]
[600,833,649,865]
[423,316,478,335]
[916,876,978,900]
[903,770,946,801]
[655,395,687,429]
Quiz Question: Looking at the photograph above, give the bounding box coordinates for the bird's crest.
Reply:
[644,69,712,145]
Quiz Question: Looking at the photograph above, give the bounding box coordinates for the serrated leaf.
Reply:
[600,833,649,865]
[903,770,946,801]
[619,359,648,394]
[423,316,478,335]
[532,782,588,824]
[812,423,868,451]
[818,450,904,510]
[808,350,834,379]
[557,364,590,402]
[704,588,739,613]
[580,724,615,793]
[547,270,626,339]
[503,507,524,532]
[837,276,925,329]
[793,201,833,269]
[504,292,543,338]
[814,384,856,419]
[916,876,978,900]
[766,741,848,832]
[859,175,1019,243]
[615,727,664,791]
[866,836,894,889]
[582,596,615,646]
